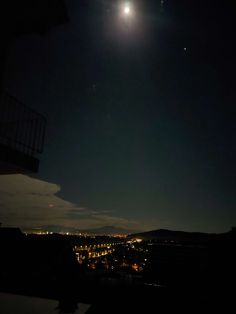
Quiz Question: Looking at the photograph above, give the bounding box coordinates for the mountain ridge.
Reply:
[128,228,232,242]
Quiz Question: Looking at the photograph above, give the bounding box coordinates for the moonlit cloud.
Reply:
[0,174,144,231]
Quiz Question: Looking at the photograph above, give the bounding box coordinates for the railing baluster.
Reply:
[0,90,46,157]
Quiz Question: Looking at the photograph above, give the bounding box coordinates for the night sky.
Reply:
[1,0,235,233]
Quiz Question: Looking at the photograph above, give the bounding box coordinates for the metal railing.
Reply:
[0,91,46,156]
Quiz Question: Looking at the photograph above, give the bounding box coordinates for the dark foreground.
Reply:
[0,228,235,313]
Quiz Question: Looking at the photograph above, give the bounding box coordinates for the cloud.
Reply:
[0,174,145,231]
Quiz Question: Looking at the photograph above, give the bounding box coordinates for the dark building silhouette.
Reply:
[0,91,47,173]
[0,228,79,303]
[0,0,68,174]
[0,2,74,311]
[0,0,68,85]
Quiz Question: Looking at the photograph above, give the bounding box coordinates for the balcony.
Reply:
[0,91,46,174]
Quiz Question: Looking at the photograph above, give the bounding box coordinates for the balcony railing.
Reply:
[0,91,46,157]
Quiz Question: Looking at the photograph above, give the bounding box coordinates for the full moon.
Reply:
[124,5,131,15]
